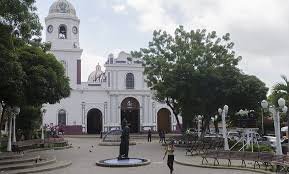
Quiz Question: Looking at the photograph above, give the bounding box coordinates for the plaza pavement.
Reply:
[37,138,259,174]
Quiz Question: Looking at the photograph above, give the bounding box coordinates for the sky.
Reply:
[35,0,289,92]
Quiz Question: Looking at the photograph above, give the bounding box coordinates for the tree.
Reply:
[0,0,69,142]
[133,26,241,130]
[0,0,42,41]
[0,24,24,124]
[17,46,71,106]
[133,26,267,131]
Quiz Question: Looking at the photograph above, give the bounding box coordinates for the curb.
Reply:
[174,159,274,174]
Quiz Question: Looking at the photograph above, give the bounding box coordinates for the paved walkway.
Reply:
[36,138,260,174]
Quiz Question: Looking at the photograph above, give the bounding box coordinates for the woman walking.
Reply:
[163,140,175,174]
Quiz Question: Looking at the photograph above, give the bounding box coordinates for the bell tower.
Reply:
[45,0,82,89]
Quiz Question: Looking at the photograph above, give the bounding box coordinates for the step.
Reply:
[0,156,56,171]
[0,155,40,165]
[0,154,23,161]
[6,160,72,174]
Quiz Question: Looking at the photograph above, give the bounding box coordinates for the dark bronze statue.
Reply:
[118,118,130,160]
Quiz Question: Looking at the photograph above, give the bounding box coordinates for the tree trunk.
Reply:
[165,99,182,131]
[174,112,182,131]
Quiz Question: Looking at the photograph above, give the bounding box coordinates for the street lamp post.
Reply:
[197,115,203,137]
[12,107,20,143]
[218,105,229,150]
[41,108,46,140]
[211,115,218,135]
[261,98,287,155]
[7,107,12,152]
[261,100,268,135]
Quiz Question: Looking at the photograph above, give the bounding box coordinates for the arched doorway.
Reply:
[87,108,102,134]
[157,108,171,132]
[58,109,66,126]
[121,97,140,133]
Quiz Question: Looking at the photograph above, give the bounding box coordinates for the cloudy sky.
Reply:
[35,0,289,92]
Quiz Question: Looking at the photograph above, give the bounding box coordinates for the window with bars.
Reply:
[126,73,134,89]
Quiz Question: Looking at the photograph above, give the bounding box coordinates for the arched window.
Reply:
[58,109,66,126]
[126,73,134,89]
[58,25,67,39]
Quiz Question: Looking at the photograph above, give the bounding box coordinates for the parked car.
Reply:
[228,131,241,141]
[260,136,277,147]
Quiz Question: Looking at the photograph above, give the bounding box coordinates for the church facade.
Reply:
[44,0,181,134]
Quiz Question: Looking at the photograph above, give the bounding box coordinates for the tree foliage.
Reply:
[0,24,24,108]
[0,0,42,41]
[17,46,70,106]
[133,26,268,130]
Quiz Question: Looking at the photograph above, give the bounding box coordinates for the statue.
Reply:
[118,118,130,160]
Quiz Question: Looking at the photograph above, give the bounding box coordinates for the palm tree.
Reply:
[272,75,289,151]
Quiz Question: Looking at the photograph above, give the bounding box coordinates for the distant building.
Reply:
[44,0,182,134]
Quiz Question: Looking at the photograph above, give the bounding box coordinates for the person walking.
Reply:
[162,130,166,144]
[159,130,162,143]
[148,129,152,142]
[163,140,175,174]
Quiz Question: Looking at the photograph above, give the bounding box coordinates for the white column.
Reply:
[147,96,151,124]
[222,110,229,150]
[110,95,113,127]
[112,95,116,124]
[41,113,44,140]
[142,96,146,125]
[275,110,282,155]
[4,121,8,134]
[7,117,12,152]
[116,96,120,125]
[12,115,16,143]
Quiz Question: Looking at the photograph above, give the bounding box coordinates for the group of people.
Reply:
[147,129,167,143]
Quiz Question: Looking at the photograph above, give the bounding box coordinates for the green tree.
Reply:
[133,26,268,131]
[0,0,69,142]
[0,0,42,41]
[17,46,71,106]
[133,26,241,130]
[0,24,24,122]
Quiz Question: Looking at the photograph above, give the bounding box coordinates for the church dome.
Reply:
[88,64,103,82]
[49,0,76,16]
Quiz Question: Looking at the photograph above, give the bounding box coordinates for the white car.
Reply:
[261,136,277,147]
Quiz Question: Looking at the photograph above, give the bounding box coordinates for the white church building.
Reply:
[44,0,181,134]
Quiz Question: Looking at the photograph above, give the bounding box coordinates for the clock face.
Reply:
[72,26,78,34]
[47,25,53,33]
